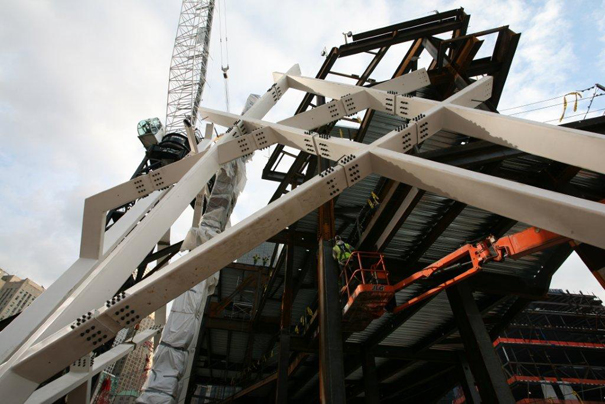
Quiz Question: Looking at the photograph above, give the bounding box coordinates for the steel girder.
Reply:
[1,65,605,403]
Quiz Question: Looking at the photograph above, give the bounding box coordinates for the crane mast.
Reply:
[165,0,215,136]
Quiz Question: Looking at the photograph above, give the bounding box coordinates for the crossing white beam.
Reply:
[0,190,164,367]
[444,105,605,175]
[444,76,493,107]
[11,154,373,384]
[80,151,207,260]
[273,68,431,99]
[244,64,301,121]
[369,148,605,249]
[24,327,161,404]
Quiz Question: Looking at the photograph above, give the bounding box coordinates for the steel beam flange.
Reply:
[341,92,369,116]
[411,107,445,144]
[319,166,348,198]
[302,130,319,155]
[314,133,336,160]
[14,316,117,383]
[372,122,418,154]
[268,81,286,103]
[337,153,372,188]
[251,127,278,151]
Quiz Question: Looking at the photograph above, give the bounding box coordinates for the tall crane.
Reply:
[165,0,214,136]
[108,0,216,230]
[0,2,220,403]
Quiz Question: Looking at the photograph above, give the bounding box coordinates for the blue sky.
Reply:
[0,0,604,300]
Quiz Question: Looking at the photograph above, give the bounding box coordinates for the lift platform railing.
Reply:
[339,251,390,302]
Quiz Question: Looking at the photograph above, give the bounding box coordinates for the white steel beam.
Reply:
[80,151,207,260]
[205,111,360,163]
[203,107,443,163]
[0,190,164,366]
[24,327,161,404]
[369,148,605,249]
[272,69,437,119]
[244,64,300,121]
[11,153,373,384]
[273,68,430,99]
[443,76,493,107]
[444,105,605,175]
[279,92,371,130]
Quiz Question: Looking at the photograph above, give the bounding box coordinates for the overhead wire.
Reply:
[500,84,605,124]
[584,85,599,120]
[543,107,605,123]
[507,93,604,116]
[500,85,597,112]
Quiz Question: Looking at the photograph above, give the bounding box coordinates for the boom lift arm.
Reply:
[390,226,571,313]
[341,224,587,330]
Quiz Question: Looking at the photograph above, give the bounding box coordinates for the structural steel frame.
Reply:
[1,9,605,404]
[1,60,604,403]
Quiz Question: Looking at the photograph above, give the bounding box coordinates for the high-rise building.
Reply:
[450,290,605,403]
[0,270,44,320]
[92,314,156,404]
[497,290,605,402]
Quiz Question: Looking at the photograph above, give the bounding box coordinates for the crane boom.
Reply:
[165,0,215,135]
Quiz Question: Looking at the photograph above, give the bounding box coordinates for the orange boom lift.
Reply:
[340,226,580,332]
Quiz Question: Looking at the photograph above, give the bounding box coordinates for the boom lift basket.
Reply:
[340,251,394,332]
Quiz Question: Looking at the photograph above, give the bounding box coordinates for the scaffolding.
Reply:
[495,291,605,403]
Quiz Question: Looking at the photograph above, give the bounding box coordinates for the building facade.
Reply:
[0,270,44,320]
[450,290,605,403]
[497,290,605,403]
[93,314,156,404]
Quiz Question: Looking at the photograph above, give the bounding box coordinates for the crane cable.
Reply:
[217,0,230,112]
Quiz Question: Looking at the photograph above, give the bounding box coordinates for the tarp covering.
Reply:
[138,96,258,404]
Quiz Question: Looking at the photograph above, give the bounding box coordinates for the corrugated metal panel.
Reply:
[226,331,250,364]
[236,242,278,266]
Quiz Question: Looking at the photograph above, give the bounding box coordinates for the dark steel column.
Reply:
[276,237,295,403]
[317,151,346,403]
[458,353,481,404]
[447,282,514,403]
[361,348,380,404]
[318,239,346,403]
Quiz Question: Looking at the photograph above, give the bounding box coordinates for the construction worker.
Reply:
[332,235,354,267]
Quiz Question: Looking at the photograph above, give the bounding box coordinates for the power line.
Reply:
[543,107,605,123]
[507,93,605,116]
[499,85,598,112]
[584,86,599,120]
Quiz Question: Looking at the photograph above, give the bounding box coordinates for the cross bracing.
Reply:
[1,9,605,404]
[1,57,605,401]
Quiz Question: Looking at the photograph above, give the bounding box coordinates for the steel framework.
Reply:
[1,59,604,403]
[1,9,605,404]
